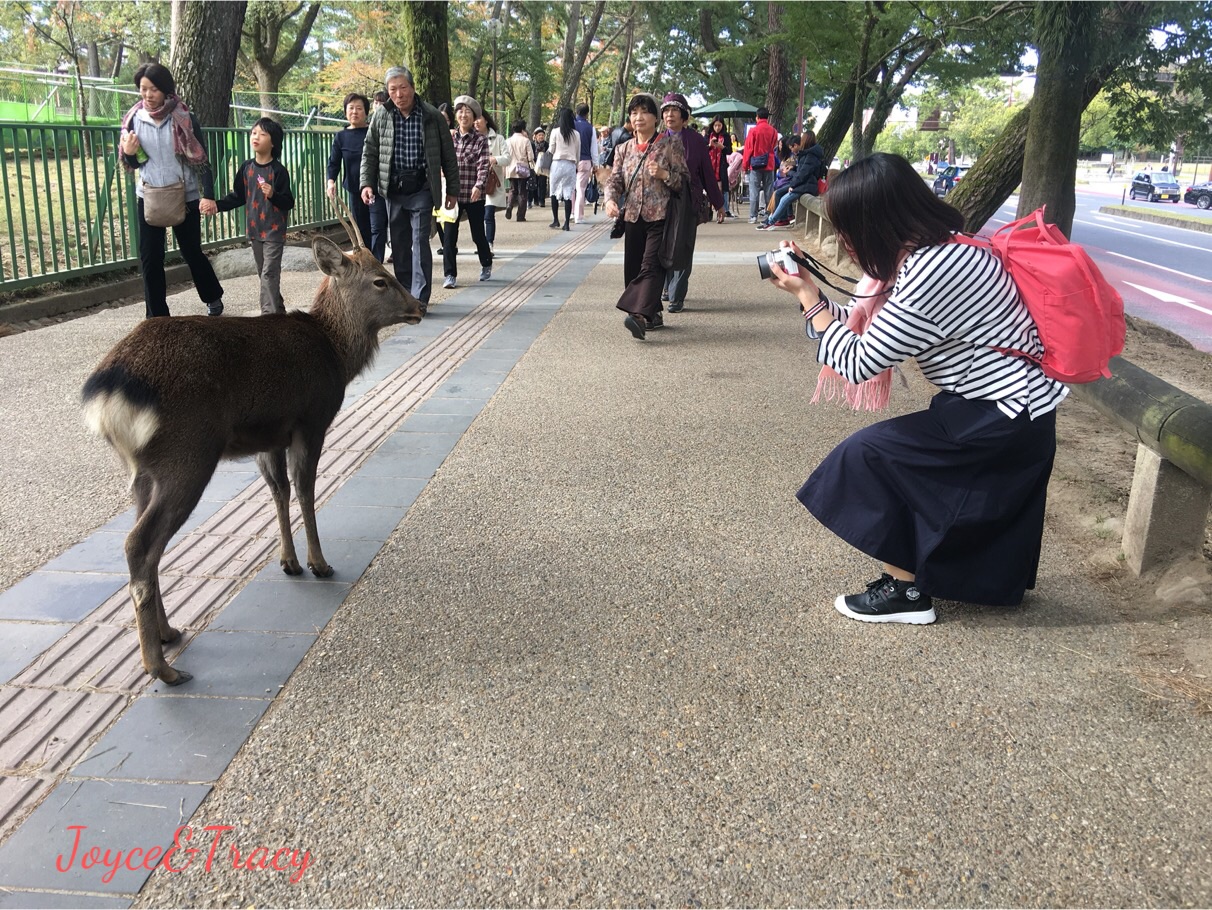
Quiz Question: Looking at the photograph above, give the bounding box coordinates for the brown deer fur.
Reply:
[82,236,423,685]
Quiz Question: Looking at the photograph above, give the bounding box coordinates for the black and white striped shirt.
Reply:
[817,241,1069,419]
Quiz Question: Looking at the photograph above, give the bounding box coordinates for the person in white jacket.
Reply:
[476,112,509,249]
[504,120,535,221]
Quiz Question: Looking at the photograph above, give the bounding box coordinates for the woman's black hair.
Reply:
[252,116,284,159]
[825,152,965,283]
[711,117,726,132]
[626,94,658,117]
[437,102,454,129]
[133,63,175,97]
[510,119,527,135]
[342,93,370,117]
[556,107,576,143]
[482,111,499,133]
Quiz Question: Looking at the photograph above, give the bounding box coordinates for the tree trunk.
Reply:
[401,1,452,108]
[240,2,321,120]
[699,7,745,136]
[172,0,247,127]
[558,0,605,111]
[527,2,543,128]
[610,5,637,127]
[850,3,876,162]
[1019,2,1101,237]
[469,0,505,99]
[765,3,788,129]
[110,42,125,80]
[816,77,855,166]
[86,41,101,78]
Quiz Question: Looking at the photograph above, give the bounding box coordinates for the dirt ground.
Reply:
[1047,315,1212,714]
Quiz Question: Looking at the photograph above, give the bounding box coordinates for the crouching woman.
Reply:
[766,152,1068,624]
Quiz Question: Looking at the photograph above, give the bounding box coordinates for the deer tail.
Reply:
[82,366,160,476]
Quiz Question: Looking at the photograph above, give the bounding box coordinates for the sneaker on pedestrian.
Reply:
[660,290,669,303]
[668,301,684,313]
[648,312,665,330]
[748,217,757,224]
[834,574,936,625]
[479,266,492,282]
[443,274,456,289]
[623,313,646,340]
[774,218,793,227]
[206,299,224,317]
[755,221,772,231]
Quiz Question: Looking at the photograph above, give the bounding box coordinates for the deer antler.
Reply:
[329,192,366,252]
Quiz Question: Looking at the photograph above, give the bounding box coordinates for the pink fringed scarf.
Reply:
[121,95,208,173]
[811,272,896,411]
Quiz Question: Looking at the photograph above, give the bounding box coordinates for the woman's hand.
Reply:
[198,198,217,216]
[766,241,820,302]
[471,186,482,203]
[606,199,619,218]
[646,159,667,182]
[121,131,141,157]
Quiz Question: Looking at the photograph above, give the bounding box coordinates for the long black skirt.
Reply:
[797,392,1057,606]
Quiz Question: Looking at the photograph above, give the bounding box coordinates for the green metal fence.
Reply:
[1,122,340,293]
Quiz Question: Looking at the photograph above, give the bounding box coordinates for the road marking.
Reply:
[1124,281,1212,316]
[1082,214,1212,253]
[1105,250,1212,284]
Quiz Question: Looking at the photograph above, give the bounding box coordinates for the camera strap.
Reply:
[787,251,887,299]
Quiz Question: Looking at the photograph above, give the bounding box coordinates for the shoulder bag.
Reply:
[143,158,187,228]
[609,140,651,238]
[537,150,553,175]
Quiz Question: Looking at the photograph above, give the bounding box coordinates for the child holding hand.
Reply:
[214,118,295,314]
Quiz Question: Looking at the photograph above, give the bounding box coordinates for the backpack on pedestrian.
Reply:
[955,206,1125,383]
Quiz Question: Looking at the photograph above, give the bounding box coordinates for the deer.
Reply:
[81,199,423,685]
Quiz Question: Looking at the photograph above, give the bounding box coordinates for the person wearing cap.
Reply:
[360,65,458,315]
[439,95,493,289]
[659,91,725,314]
[604,92,689,340]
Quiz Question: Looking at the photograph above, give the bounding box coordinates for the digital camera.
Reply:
[756,248,800,280]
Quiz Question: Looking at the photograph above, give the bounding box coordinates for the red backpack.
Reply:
[956,206,1125,383]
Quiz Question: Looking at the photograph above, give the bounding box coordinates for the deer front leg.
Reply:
[289,434,333,578]
[257,449,303,575]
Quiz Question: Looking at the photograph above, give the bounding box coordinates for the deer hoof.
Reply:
[309,561,334,578]
[160,667,193,686]
[281,558,303,576]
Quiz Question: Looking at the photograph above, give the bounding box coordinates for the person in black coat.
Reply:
[327,92,386,261]
[757,130,825,229]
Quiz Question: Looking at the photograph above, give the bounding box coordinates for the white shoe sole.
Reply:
[834,595,936,624]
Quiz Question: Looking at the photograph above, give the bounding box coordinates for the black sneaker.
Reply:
[206,299,224,317]
[834,574,936,625]
[648,312,665,330]
[623,313,646,340]
[668,302,684,314]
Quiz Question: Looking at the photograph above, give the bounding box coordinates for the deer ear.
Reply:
[312,236,350,278]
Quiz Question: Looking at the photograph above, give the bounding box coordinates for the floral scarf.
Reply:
[121,95,208,171]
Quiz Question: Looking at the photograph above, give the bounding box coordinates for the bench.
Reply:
[795,195,829,246]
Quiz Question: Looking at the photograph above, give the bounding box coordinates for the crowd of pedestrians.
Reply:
[113,61,1066,625]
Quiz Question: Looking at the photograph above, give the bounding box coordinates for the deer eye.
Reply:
[373,278,387,289]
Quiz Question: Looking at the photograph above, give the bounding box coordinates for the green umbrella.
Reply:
[691,97,759,118]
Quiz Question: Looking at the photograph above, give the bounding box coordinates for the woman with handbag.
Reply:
[504,120,534,221]
[604,93,688,340]
[119,62,224,319]
[705,117,735,218]
[475,111,509,249]
[440,95,494,289]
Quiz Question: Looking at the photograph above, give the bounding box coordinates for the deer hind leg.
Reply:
[125,466,212,685]
[289,430,333,578]
[257,448,303,575]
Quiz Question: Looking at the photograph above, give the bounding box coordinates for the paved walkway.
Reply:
[0,214,1209,908]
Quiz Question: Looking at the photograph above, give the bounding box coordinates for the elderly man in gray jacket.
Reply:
[361,66,458,314]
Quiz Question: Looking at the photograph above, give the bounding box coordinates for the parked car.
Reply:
[1129,171,1181,203]
[932,164,969,197]
[1183,181,1212,209]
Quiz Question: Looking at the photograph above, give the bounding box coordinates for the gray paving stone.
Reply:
[324,470,431,507]
[148,630,317,697]
[408,395,486,417]
[342,446,446,480]
[74,696,270,783]
[398,411,477,434]
[312,504,407,541]
[377,430,464,457]
[201,471,259,502]
[0,779,209,893]
[40,533,127,574]
[284,534,386,582]
[0,620,74,683]
[0,571,126,623]
[0,890,130,908]
[209,577,352,633]
[433,372,504,397]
